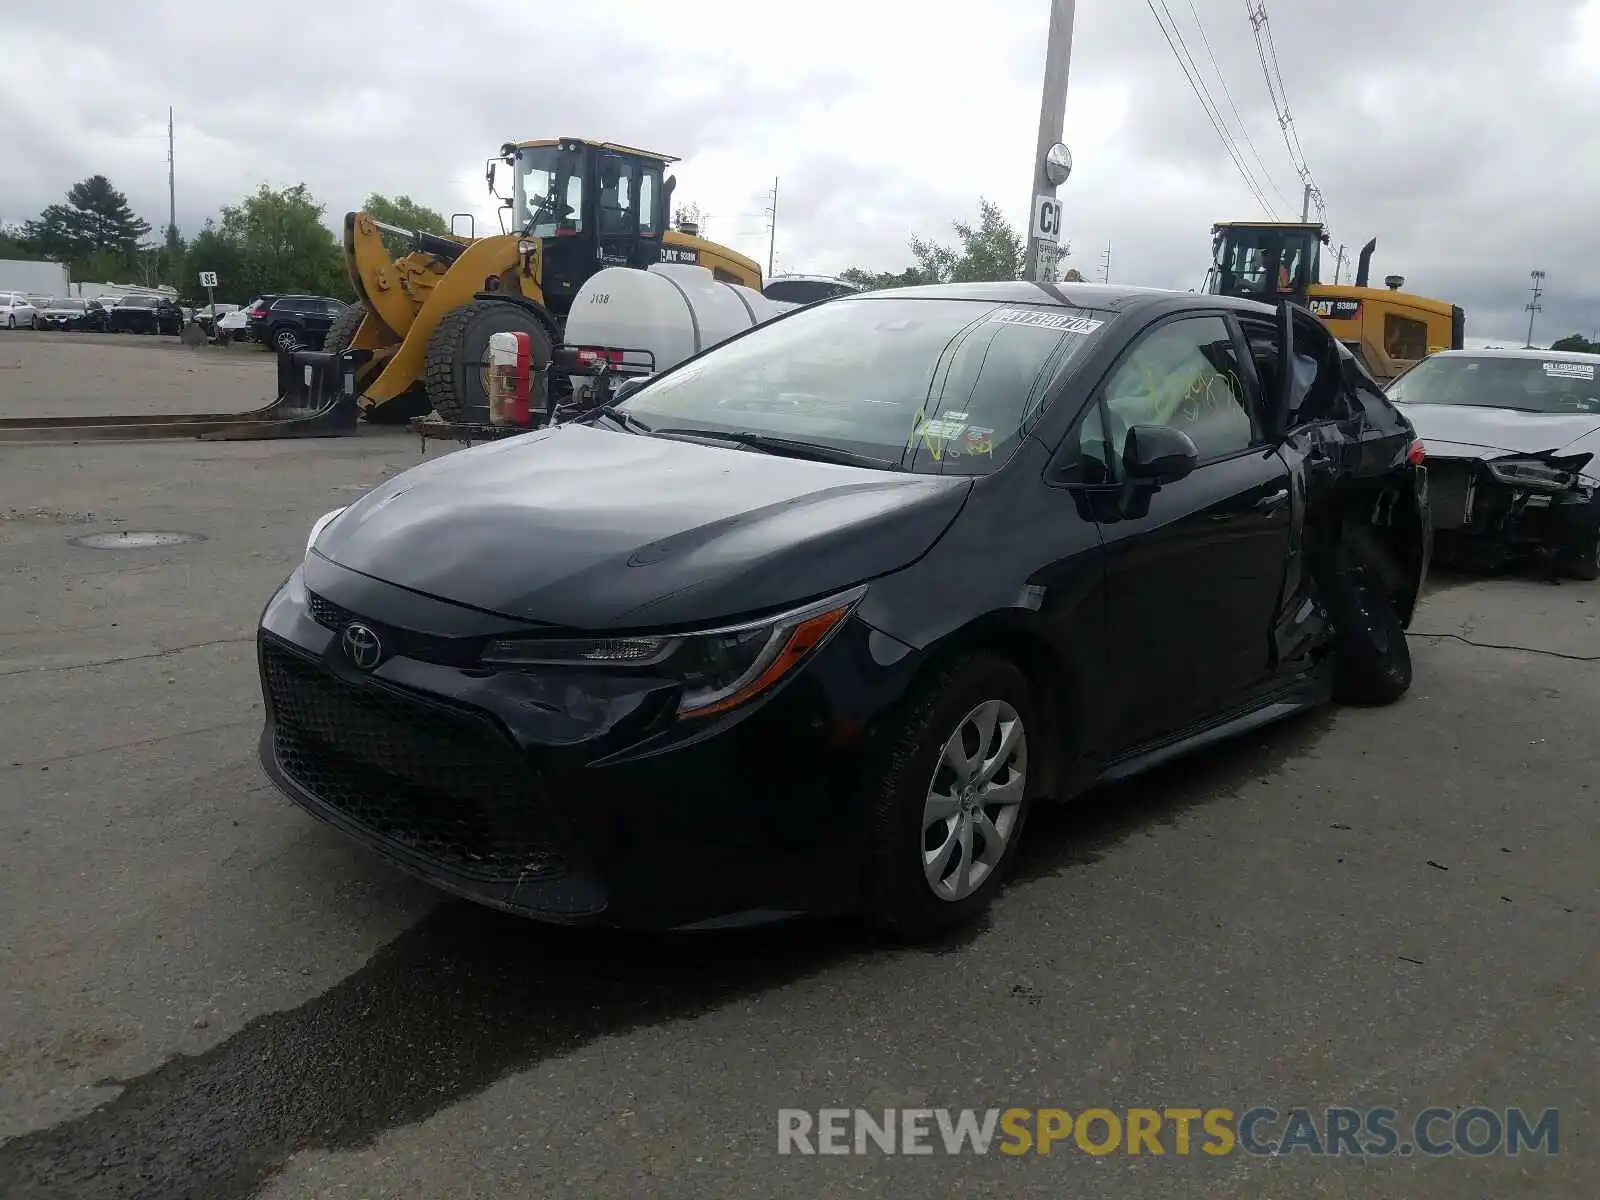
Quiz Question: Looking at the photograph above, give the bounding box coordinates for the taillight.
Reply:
[248,306,266,317]
[1407,439,1425,465]
[574,347,624,367]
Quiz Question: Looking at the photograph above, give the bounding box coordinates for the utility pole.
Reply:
[167,106,176,239]
[1099,242,1112,284]
[1524,269,1546,348]
[1332,243,1347,285]
[764,177,778,280]
[1022,0,1076,281]
[1301,182,1311,222]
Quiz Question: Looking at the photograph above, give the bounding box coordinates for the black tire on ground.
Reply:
[1558,533,1600,581]
[271,325,302,354]
[860,653,1038,940]
[321,302,366,357]
[1326,561,1412,705]
[423,299,553,426]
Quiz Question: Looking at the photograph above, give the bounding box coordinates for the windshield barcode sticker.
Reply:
[916,419,967,441]
[988,308,1103,334]
[1543,361,1596,380]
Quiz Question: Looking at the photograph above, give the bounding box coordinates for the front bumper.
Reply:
[256,560,911,928]
[1425,456,1597,557]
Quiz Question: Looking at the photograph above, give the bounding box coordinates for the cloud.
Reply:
[1,0,1595,342]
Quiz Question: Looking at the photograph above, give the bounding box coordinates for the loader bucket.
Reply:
[0,349,370,443]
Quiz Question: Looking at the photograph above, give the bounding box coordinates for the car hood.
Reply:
[1397,403,1600,465]
[314,424,972,629]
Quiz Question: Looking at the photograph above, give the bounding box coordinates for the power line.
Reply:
[1146,0,1277,218]
[1183,0,1294,216]
[1244,0,1326,225]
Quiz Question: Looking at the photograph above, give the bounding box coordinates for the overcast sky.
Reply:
[3,0,1597,343]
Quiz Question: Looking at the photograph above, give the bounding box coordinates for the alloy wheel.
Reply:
[275,329,300,353]
[920,699,1027,902]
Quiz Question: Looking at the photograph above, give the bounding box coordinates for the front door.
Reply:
[594,152,640,271]
[1076,313,1294,751]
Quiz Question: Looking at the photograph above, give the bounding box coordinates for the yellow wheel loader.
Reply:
[338,137,764,426]
[1204,221,1464,382]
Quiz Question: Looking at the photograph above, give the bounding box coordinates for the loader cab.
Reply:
[509,137,673,315]
[1205,221,1327,306]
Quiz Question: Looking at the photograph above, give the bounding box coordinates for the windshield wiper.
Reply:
[585,406,654,434]
[651,428,897,470]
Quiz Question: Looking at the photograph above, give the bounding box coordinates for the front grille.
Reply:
[308,591,356,633]
[262,639,568,882]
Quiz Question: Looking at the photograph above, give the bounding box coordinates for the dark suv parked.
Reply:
[248,295,348,353]
[106,294,184,335]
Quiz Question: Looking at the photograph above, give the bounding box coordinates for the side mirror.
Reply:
[1123,424,1199,484]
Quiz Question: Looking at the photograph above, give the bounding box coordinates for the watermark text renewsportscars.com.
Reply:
[777,1106,1559,1157]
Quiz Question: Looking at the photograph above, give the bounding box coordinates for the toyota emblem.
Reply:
[341,622,383,671]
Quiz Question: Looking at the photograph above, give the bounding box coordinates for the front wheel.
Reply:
[272,326,302,354]
[860,653,1037,938]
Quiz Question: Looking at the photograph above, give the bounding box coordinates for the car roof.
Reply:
[844,279,1278,318]
[1428,347,1600,364]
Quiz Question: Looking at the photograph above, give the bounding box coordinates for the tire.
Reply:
[272,325,302,354]
[5,316,13,329]
[1558,533,1600,581]
[860,653,1038,939]
[423,299,553,425]
[321,303,366,357]
[1326,561,1412,705]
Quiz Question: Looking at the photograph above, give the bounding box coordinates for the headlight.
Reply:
[480,587,864,718]
[305,507,347,555]
[1487,459,1573,492]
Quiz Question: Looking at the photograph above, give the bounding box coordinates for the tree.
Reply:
[363,193,449,258]
[21,175,151,265]
[0,222,45,262]
[1549,334,1599,354]
[219,184,349,301]
[672,202,705,233]
[184,219,250,303]
[842,199,1073,290]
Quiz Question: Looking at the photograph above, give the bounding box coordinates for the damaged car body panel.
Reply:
[1388,349,1600,576]
[256,283,1425,932]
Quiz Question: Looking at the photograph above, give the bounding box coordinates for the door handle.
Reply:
[1256,488,1290,514]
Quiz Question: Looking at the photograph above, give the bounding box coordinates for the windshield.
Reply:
[1388,355,1600,414]
[51,300,85,310]
[120,296,158,308]
[514,145,583,236]
[616,297,1106,473]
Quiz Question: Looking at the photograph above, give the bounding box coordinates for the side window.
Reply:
[597,155,635,235]
[638,171,659,236]
[1384,313,1429,362]
[1097,316,1256,464]
[1240,314,1348,425]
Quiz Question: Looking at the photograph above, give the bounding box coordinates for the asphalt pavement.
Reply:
[0,340,1594,1198]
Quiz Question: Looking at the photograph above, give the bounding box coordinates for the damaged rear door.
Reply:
[1233,304,1430,665]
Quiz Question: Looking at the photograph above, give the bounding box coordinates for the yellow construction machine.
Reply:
[1204,221,1464,382]
[337,137,764,425]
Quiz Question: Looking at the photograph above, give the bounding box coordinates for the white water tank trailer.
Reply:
[562,264,797,396]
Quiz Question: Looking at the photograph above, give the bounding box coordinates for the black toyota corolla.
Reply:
[258,282,1428,936]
